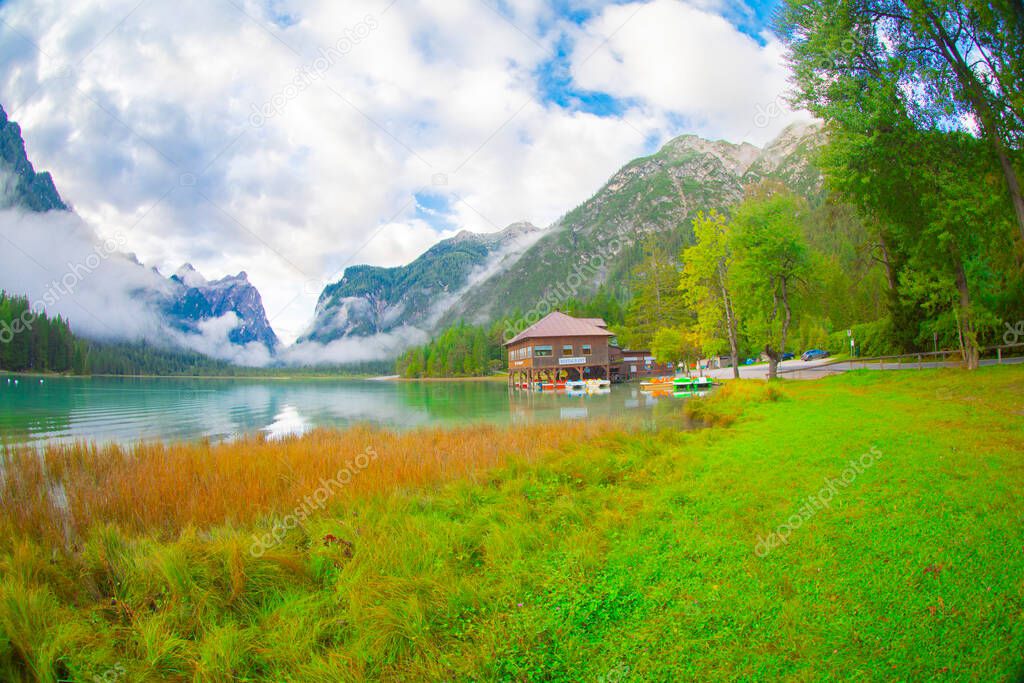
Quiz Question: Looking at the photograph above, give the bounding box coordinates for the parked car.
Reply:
[781,352,795,361]
[801,349,830,362]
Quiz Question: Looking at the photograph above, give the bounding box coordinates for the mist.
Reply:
[0,207,278,365]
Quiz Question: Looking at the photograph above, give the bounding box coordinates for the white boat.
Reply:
[565,380,587,390]
[585,379,610,388]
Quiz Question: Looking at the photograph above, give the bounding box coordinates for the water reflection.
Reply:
[263,405,311,440]
[0,376,685,447]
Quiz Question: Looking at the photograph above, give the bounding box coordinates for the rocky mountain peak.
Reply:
[497,221,540,239]
[173,263,208,288]
[0,104,67,212]
[165,266,278,351]
[450,221,540,246]
[660,134,762,176]
[754,120,826,173]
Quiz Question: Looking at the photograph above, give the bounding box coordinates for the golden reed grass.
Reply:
[0,421,622,544]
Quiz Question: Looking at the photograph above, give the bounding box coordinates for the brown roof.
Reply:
[504,312,615,346]
[581,318,608,327]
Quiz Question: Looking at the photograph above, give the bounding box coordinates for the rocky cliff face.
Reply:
[300,222,541,343]
[165,264,280,351]
[0,105,67,212]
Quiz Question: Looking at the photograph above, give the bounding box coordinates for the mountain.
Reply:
[442,121,827,326]
[0,105,67,212]
[306,122,826,343]
[165,264,280,351]
[301,221,541,343]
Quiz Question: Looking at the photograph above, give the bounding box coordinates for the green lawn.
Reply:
[2,367,1022,681]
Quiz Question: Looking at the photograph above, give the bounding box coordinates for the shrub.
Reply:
[828,317,900,357]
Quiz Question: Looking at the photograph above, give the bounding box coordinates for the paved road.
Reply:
[703,358,832,380]
[702,355,1024,380]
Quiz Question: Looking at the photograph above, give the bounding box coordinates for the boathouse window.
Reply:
[534,345,553,357]
[582,344,592,356]
[562,345,574,356]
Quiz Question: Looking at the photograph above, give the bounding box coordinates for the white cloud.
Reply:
[0,0,805,353]
[569,0,810,145]
[168,312,275,367]
[280,326,429,366]
[0,207,170,342]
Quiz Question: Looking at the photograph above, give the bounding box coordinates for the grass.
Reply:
[0,367,1022,681]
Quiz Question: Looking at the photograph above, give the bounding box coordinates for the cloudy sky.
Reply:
[0,0,803,345]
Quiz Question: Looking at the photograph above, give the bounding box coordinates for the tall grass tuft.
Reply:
[684,380,787,426]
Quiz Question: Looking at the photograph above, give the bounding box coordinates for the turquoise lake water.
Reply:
[0,375,675,446]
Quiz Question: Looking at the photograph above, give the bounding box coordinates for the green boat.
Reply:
[672,376,716,390]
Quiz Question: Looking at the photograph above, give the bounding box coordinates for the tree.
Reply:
[777,0,1024,244]
[651,326,701,373]
[679,210,741,378]
[730,190,812,379]
[621,240,687,348]
[395,320,505,378]
[824,119,1011,367]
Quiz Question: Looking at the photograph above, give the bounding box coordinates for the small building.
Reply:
[703,355,734,370]
[505,312,615,387]
[610,348,672,381]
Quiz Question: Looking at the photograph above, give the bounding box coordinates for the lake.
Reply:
[0,375,676,447]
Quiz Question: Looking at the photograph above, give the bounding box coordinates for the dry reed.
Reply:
[0,421,622,544]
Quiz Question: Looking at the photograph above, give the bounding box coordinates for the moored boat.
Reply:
[673,376,716,390]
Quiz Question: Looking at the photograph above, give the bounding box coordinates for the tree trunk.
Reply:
[764,276,793,381]
[779,276,792,364]
[719,277,741,379]
[877,231,899,293]
[766,348,779,380]
[994,143,1024,244]
[954,256,979,370]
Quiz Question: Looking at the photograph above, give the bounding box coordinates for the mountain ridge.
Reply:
[300,221,543,343]
[302,122,826,346]
[444,121,827,325]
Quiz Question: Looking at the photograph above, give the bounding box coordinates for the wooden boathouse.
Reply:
[505,312,615,388]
